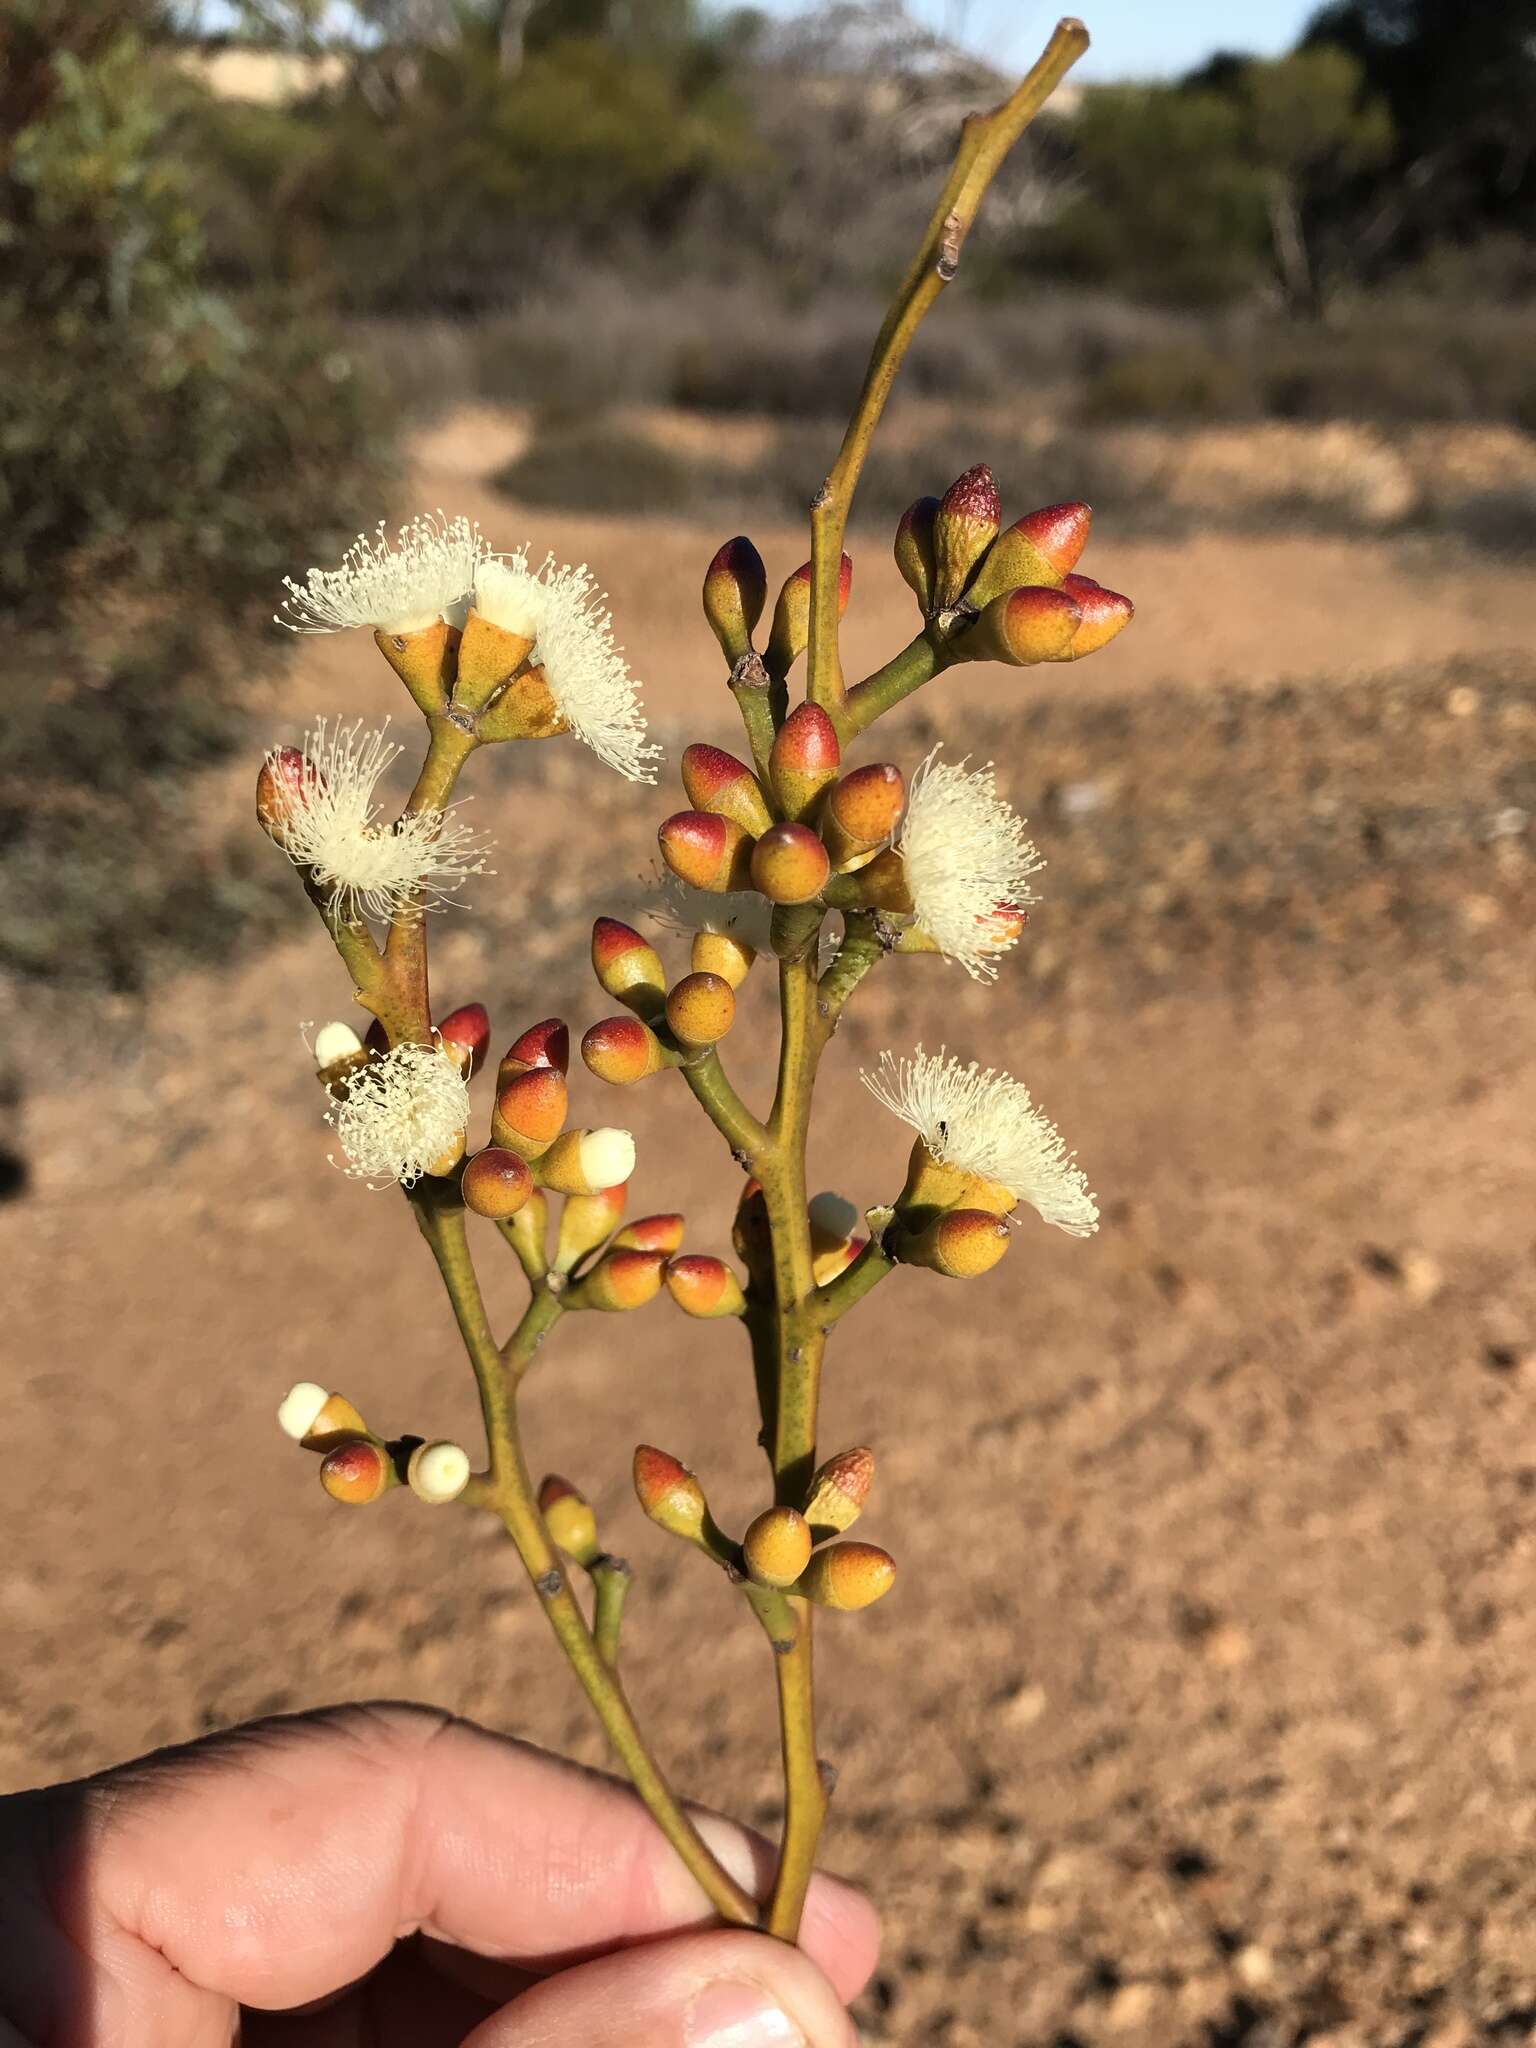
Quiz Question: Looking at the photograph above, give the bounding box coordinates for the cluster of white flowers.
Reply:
[897,747,1042,980]
[277,512,487,637]
[862,1045,1098,1238]
[325,1041,471,1187]
[265,719,492,924]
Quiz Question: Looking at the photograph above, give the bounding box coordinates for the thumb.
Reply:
[463,1928,861,2048]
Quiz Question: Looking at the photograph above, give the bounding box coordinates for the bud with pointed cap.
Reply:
[769,705,841,821]
[751,823,830,906]
[491,1066,568,1159]
[374,619,455,717]
[801,1541,896,1611]
[823,764,905,869]
[962,586,1082,668]
[539,1474,600,1565]
[804,1448,875,1539]
[681,744,773,837]
[462,1145,535,1220]
[256,745,312,848]
[591,919,667,1021]
[613,1213,686,1254]
[743,1506,813,1589]
[894,495,940,612]
[407,1439,470,1505]
[964,501,1091,610]
[537,1126,636,1197]
[665,971,736,1049]
[567,1246,666,1312]
[581,1014,672,1086]
[766,555,851,678]
[320,1437,392,1506]
[703,537,768,664]
[555,1183,626,1272]
[666,1254,747,1319]
[691,928,755,989]
[1053,575,1133,661]
[933,464,1000,610]
[659,812,756,894]
[498,1018,569,1083]
[633,1445,710,1543]
[896,1207,1011,1278]
[435,1002,490,1078]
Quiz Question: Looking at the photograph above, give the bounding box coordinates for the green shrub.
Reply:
[493,415,695,516]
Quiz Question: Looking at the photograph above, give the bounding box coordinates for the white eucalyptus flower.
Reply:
[277,512,487,636]
[325,1042,470,1188]
[653,874,775,955]
[897,748,1042,980]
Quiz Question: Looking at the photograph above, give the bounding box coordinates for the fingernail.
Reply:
[688,1978,805,2047]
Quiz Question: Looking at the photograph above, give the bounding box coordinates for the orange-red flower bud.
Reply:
[665,971,736,1048]
[491,1066,568,1159]
[666,1253,747,1319]
[965,501,1091,610]
[591,918,667,1020]
[498,1017,569,1081]
[568,1246,666,1312]
[769,704,841,821]
[963,585,1082,667]
[554,1182,627,1272]
[1015,500,1092,578]
[612,1212,686,1254]
[751,822,830,905]
[256,745,312,847]
[658,811,756,893]
[691,928,755,989]
[702,536,768,664]
[437,1002,490,1077]
[743,1506,813,1589]
[319,1437,392,1506]
[681,743,773,837]
[896,1207,1011,1278]
[801,1540,896,1612]
[824,763,905,868]
[765,555,852,677]
[804,1448,875,1538]
[581,1014,671,1086]
[539,1474,601,1564]
[462,1145,535,1220]
[933,464,1001,610]
[633,1444,710,1543]
[894,495,940,612]
[1053,575,1133,660]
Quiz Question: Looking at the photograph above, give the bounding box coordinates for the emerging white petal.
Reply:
[277,511,489,636]
[408,1440,471,1504]
[325,1042,471,1188]
[898,748,1042,980]
[862,1044,1098,1237]
[653,873,774,954]
[265,719,492,924]
[277,1382,329,1441]
[478,549,659,783]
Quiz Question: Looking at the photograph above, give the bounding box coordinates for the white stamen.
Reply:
[325,1042,471,1189]
[897,748,1042,980]
[313,1021,365,1069]
[653,874,774,954]
[277,511,488,635]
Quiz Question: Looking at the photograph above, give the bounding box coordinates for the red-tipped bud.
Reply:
[498,1018,570,1081]
[765,555,852,677]
[591,918,667,1020]
[1053,575,1133,661]
[462,1146,535,1219]
[658,811,756,894]
[804,1448,875,1538]
[491,1066,569,1158]
[769,704,842,821]
[814,1234,865,1284]
[691,928,755,989]
[801,1541,896,1611]
[703,536,768,664]
[963,585,1082,668]
[554,1183,627,1272]
[894,495,940,612]
[319,1437,391,1506]
[895,1207,1012,1278]
[537,1126,636,1197]
[581,1014,671,1086]
[665,971,736,1048]
[824,764,906,868]
[965,501,1091,610]
[612,1212,686,1254]
[539,1474,601,1564]
[666,1254,747,1319]
[407,1440,470,1505]
[933,464,1001,610]
[1015,500,1092,577]
[743,1506,813,1589]
[437,1002,490,1078]
[633,1445,710,1543]
[751,822,830,905]
[568,1246,666,1312]
[681,743,773,837]
[256,745,312,846]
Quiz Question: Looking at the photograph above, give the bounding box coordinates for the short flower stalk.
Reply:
[261,16,1128,1956]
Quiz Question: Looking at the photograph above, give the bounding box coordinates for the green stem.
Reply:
[592,1556,633,1671]
[840,632,949,739]
[680,1049,768,1167]
[766,1605,824,1941]
[812,1237,896,1327]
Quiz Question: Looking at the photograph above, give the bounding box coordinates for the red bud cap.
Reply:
[591,918,667,1019]
[824,764,906,866]
[539,1474,601,1563]
[581,1014,670,1086]
[319,1437,391,1507]
[965,501,1091,610]
[1015,501,1092,577]
[751,822,830,905]
[1055,576,1133,661]
[769,704,842,821]
[612,1212,686,1254]
[933,464,1001,609]
[437,1002,490,1077]
[491,1066,569,1158]
[743,1506,814,1589]
[462,1146,535,1220]
[256,745,313,846]
[633,1445,710,1542]
[666,1254,748,1319]
[665,971,736,1049]
[965,585,1082,668]
[894,495,940,612]
[568,1246,666,1312]
[801,1541,896,1612]
[658,811,757,894]
[896,1207,1011,1278]
[805,1448,875,1537]
[703,536,768,664]
[681,743,773,836]
[765,555,852,677]
[498,1018,570,1081]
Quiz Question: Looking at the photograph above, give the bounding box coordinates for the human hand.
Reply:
[0,1702,878,2045]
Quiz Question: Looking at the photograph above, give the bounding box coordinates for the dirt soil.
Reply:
[4,408,1536,2046]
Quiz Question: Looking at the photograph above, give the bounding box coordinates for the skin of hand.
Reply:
[0,1702,879,2048]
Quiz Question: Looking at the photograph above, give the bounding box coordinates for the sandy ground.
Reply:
[4,408,1536,2044]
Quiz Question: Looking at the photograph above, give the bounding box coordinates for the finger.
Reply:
[463,1929,860,2048]
[60,1704,878,2014]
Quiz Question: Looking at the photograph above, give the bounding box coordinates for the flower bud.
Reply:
[804,1447,875,1538]
[702,536,768,664]
[407,1439,471,1505]
[537,1126,636,1197]
[964,501,1091,610]
[313,1020,368,1083]
[554,1182,627,1272]
[666,1254,748,1318]
[1052,575,1133,661]
[497,1017,570,1081]
[591,918,667,1021]
[751,822,830,906]
[681,743,773,837]
[454,610,535,713]
[278,1383,370,1448]
[567,1247,666,1312]
[278,1382,330,1442]
[665,971,736,1049]
[319,1437,392,1506]
[743,1506,813,1590]
[633,1445,710,1543]
[765,555,851,678]
[808,1191,862,1283]
[898,1136,1015,1225]
[800,1541,896,1612]
[894,1207,1011,1278]
[962,586,1082,668]
[813,1234,865,1284]
[437,1002,490,1077]
[462,1145,535,1220]
[823,764,905,870]
[691,928,755,989]
[374,619,454,717]
[659,811,756,894]
[769,704,841,821]
[612,1212,686,1254]
[539,1474,601,1565]
[933,464,1000,611]
[581,1014,672,1086]
[491,1067,569,1159]
[506,1186,549,1279]
[894,495,940,612]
